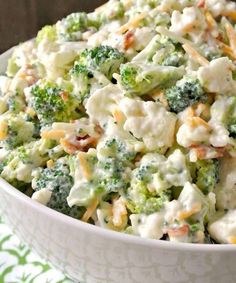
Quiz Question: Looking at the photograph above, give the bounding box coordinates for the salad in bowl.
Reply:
[1,0,236,245]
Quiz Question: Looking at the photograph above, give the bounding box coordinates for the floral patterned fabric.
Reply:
[0,217,74,283]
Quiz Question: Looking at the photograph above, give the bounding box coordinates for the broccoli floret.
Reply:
[1,139,55,185]
[200,44,222,62]
[56,12,100,41]
[120,62,184,96]
[101,138,136,162]
[36,25,57,44]
[77,45,126,80]
[0,114,34,149]
[6,91,26,113]
[221,97,236,138]
[29,81,81,125]
[126,181,171,214]
[0,91,26,115]
[133,34,185,67]
[70,63,94,102]
[99,158,130,193]
[165,78,206,113]
[33,158,84,219]
[97,138,136,193]
[195,159,219,194]
[162,51,185,67]
[228,123,236,138]
[67,152,106,207]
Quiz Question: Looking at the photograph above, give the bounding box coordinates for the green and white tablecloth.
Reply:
[0,217,74,283]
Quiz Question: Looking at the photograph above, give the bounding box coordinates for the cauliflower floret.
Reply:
[1,140,51,183]
[208,96,236,147]
[164,149,191,186]
[86,84,124,127]
[208,210,236,244]
[37,40,87,80]
[88,21,121,47]
[178,182,209,222]
[131,150,191,194]
[177,97,233,148]
[177,122,210,148]
[0,76,12,95]
[157,0,195,12]
[205,0,236,17]
[164,200,183,224]
[215,156,236,210]
[197,57,236,95]
[170,7,206,36]
[209,123,231,148]
[130,212,164,239]
[7,41,37,77]
[32,188,52,205]
[119,97,177,150]
[97,119,144,154]
[132,27,155,52]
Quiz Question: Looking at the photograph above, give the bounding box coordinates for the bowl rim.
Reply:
[1,177,236,252]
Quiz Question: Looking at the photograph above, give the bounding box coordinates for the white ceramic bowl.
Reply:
[1,49,236,283]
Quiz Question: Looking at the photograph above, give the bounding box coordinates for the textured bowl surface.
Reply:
[1,49,236,283]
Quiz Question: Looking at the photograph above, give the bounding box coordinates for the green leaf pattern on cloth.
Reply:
[0,217,74,283]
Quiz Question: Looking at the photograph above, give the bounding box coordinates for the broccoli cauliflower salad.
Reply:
[2,0,236,244]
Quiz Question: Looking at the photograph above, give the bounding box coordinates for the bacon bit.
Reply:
[112,197,128,228]
[95,124,104,135]
[47,159,54,168]
[18,66,37,86]
[187,117,211,129]
[81,198,99,223]
[41,130,66,140]
[113,109,125,124]
[182,44,209,66]
[151,90,163,99]
[124,31,135,50]
[18,72,36,85]
[229,236,236,244]
[197,0,205,8]
[225,22,236,56]
[77,152,92,181]
[60,92,69,102]
[60,135,97,155]
[178,203,202,220]
[60,138,79,155]
[167,225,189,238]
[134,154,142,163]
[76,135,98,151]
[191,144,208,160]
[117,13,147,34]
[0,121,8,141]
[190,144,225,160]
